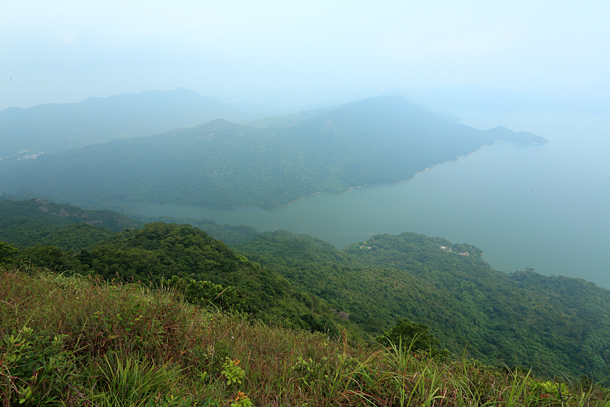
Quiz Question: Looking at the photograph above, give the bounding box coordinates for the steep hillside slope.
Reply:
[0,198,141,250]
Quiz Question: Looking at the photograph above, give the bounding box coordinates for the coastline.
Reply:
[267,142,493,210]
[119,138,545,213]
[266,137,544,210]
[267,191,323,210]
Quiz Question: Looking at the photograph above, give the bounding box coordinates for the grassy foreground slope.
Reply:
[2,266,609,406]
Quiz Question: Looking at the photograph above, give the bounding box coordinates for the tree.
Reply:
[377,318,445,356]
[0,241,18,265]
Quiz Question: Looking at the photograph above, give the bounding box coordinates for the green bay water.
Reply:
[119,110,610,289]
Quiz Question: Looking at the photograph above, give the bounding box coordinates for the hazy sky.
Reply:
[2,0,609,110]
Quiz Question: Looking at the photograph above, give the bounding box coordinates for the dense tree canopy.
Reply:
[238,230,610,382]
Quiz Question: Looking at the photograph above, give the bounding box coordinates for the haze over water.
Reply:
[120,109,610,290]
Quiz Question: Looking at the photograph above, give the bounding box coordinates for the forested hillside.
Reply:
[0,96,546,209]
[0,217,342,337]
[78,223,339,332]
[0,197,141,251]
[1,199,609,383]
[237,231,610,382]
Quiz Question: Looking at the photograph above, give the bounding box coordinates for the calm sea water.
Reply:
[119,110,610,289]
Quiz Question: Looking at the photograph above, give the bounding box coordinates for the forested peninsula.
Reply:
[0,95,545,209]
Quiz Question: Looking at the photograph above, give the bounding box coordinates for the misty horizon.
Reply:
[2,1,610,110]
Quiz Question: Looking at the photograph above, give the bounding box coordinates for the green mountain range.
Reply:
[0,95,545,209]
[0,88,242,157]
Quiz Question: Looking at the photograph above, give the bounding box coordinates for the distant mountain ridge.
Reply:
[0,95,546,209]
[0,88,244,158]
